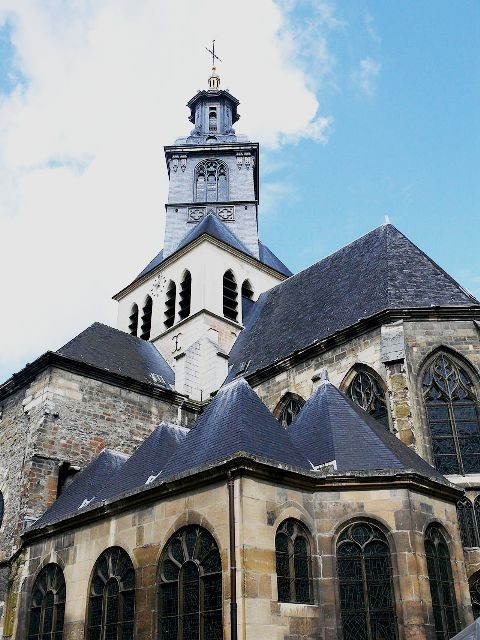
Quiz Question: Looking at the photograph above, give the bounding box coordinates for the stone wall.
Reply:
[8,475,470,640]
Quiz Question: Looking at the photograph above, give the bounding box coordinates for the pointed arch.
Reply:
[241,279,254,324]
[28,563,66,640]
[424,524,459,638]
[86,546,135,640]
[336,521,398,640]
[128,303,138,336]
[273,392,306,428]
[456,497,479,548]
[223,269,238,322]
[178,270,192,320]
[275,518,313,604]
[341,364,389,429]
[164,280,176,328]
[140,295,153,341]
[421,350,480,474]
[194,159,229,202]
[158,525,223,639]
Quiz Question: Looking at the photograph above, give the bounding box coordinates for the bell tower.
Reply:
[114,57,291,400]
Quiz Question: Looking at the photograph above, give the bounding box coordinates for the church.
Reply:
[1,62,480,640]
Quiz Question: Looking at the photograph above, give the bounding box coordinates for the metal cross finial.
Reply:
[206,40,222,67]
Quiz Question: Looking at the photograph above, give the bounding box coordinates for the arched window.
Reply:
[223,270,238,322]
[347,369,389,428]
[86,546,135,640]
[457,497,479,548]
[337,522,398,640]
[179,271,192,320]
[275,519,313,604]
[274,393,305,428]
[422,353,480,474]
[470,573,480,620]
[209,108,217,132]
[28,563,66,640]
[128,303,138,336]
[424,524,459,639]
[164,280,176,328]
[158,525,223,640]
[140,296,153,341]
[194,160,228,202]
[241,279,254,323]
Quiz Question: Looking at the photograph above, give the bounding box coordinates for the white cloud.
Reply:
[352,56,381,97]
[0,0,336,380]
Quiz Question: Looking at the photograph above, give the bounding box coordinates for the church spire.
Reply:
[205,40,221,90]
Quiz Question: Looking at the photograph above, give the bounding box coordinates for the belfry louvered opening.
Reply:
[128,304,138,336]
[140,296,153,341]
[223,270,238,321]
[164,280,176,328]
[179,271,191,320]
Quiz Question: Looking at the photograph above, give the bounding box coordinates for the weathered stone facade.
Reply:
[5,467,470,640]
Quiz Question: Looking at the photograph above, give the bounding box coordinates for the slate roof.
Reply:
[30,449,128,530]
[228,224,479,378]
[57,322,174,387]
[131,215,292,287]
[161,377,310,477]
[288,377,448,483]
[95,422,189,502]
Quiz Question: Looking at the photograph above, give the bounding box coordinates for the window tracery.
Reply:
[424,525,459,639]
[274,394,305,428]
[275,519,313,604]
[28,563,66,640]
[337,522,398,640]
[195,160,228,202]
[457,497,479,548]
[86,547,135,640]
[158,525,223,640]
[347,370,389,428]
[422,353,480,474]
[470,573,480,620]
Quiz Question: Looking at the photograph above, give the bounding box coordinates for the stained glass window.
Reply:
[28,563,66,640]
[158,525,223,640]
[195,160,228,202]
[425,525,459,639]
[457,497,479,548]
[86,547,135,640]
[275,519,313,604]
[422,354,480,475]
[337,522,398,640]
[347,370,389,428]
[470,573,480,620]
[274,394,305,428]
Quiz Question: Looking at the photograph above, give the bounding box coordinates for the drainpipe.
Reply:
[227,469,237,640]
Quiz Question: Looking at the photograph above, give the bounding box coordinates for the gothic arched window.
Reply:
[337,522,398,640]
[28,563,66,640]
[179,271,192,320]
[422,353,480,475]
[164,280,176,328]
[194,160,228,202]
[275,519,313,604]
[128,303,138,336]
[274,393,305,428]
[86,547,135,640]
[457,497,479,548]
[470,573,480,620]
[424,524,459,639]
[140,296,153,341]
[158,525,223,640]
[347,369,389,428]
[223,270,238,322]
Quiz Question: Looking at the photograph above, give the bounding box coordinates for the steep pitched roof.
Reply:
[129,217,292,288]
[96,422,189,501]
[30,449,128,530]
[288,378,447,482]
[57,322,174,387]
[228,224,479,378]
[162,377,310,477]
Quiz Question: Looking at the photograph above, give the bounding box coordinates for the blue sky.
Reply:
[0,1,478,381]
